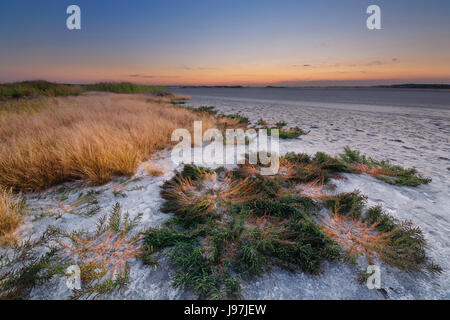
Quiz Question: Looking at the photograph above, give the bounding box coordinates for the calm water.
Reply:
[172,87,450,111]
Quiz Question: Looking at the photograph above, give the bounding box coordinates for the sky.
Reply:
[0,0,449,86]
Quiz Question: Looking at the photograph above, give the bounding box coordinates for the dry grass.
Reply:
[321,209,390,264]
[353,163,391,177]
[0,188,25,246]
[0,92,217,191]
[0,97,50,114]
[60,230,142,281]
[143,162,164,177]
[295,178,325,199]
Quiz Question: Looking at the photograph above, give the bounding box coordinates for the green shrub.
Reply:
[143,147,437,299]
[81,82,167,94]
[0,80,81,99]
[365,205,442,274]
[261,126,308,139]
[143,228,196,251]
[195,106,217,115]
[340,147,432,187]
[222,113,250,124]
[323,190,367,218]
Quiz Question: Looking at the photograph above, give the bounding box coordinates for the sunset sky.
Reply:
[1,0,449,86]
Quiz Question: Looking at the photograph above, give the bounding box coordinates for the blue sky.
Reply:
[1,0,449,85]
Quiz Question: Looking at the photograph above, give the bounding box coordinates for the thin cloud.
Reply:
[129,74,153,79]
[365,58,399,66]
[181,66,218,71]
[291,64,312,68]
[128,74,179,79]
[366,60,383,66]
[290,59,399,70]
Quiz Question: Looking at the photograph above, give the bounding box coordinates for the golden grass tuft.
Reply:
[0,93,217,191]
[295,178,325,199]
[143,162,164,177]
[321,209,390,264]
[0,188,25,246]
[353,163,392,177]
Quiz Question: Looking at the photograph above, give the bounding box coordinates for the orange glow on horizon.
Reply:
[4,58,450,86]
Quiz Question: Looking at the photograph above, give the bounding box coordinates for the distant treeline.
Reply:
[266,84,450,89]
[0,80,167,99]
[0,80,82,99]
[374,84,450,89]
[178,84,450,90]
[179,85,245,88]
[81,82,167,94]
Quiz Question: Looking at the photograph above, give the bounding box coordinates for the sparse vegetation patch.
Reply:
[141,149,439,299]
[339,147,432,186]
[0,203,144,300]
